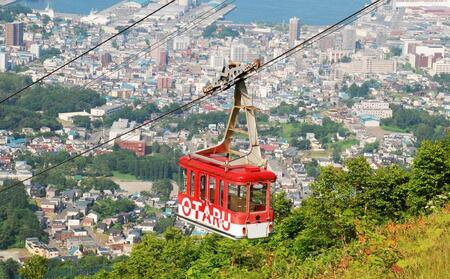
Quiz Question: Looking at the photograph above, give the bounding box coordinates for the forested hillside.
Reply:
[0,73,105,130]
[70,134,449,279]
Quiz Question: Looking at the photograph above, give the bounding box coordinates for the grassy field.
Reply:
[111,171,139,181]
[328,138,360,151]
[320,206,450,279]
[282,123,296,141]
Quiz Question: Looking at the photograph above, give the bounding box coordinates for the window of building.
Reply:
[249,183,267,212]
[227,184,247,212]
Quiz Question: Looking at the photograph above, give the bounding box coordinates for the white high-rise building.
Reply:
[289,17,301,47]
[0,52,8,72]
[173,36,190,51]
[30,43,41,59]
[230,44,248,63]
[431,58,450,75]
[210,51,225,69]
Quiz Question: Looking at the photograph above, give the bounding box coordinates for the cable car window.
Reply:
[209,177,216,204]
[228,184,247,212]
[190,171,195,197]
[181,168,187,193]
[250,183,267,212]
[219,181,224,207]
[200,174,207,200]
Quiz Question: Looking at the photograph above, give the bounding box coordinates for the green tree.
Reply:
[407,138,450,214]
[271,192,293,222]
[72,116,91,129]
[292,166,356,259]
[0,259,20,279]
[19,256,48,279]
[365,165,410,222]
[151,179,173,202]
[305,160,320,178]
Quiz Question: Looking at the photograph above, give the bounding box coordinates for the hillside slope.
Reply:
[320,206,450,279]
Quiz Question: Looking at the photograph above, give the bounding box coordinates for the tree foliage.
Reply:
[0,181,46,249]
[0,73,105,131]
[0,5,31,22]
[381,105,449,144]
[93,146,182,182]
[19,256,48,279]
[0,259,20,279]
[92,198,136,220]
[40,48,61,61]
[203,23,239,38]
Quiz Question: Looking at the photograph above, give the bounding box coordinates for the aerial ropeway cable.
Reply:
[0,0,388,208]
[82,0,235,91]
[0,0,176,105]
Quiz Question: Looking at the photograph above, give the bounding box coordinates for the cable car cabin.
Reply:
[177,61,277,239]
[178,155,276,239]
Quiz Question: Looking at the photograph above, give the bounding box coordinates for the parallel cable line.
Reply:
[0,0,387,195]
[83,0,233,146]
[82,0,234,91]
[0,0,175,105]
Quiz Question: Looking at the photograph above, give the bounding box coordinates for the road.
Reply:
[0,248,29,261]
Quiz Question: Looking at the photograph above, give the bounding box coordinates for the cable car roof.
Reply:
[180,155,276,183]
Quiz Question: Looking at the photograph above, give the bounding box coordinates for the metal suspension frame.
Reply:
[190,61,267,169]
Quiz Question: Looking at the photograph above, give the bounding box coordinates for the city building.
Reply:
[116,140,146,157]
[30,43,41,59]
[431,58,450,75]
[5,22,24,46]
[338,55,397,75]
[230,44,248,63]
[393,0,450,8]
[0,52,8,72]
[90,103,124,117]
[156,48,169,67]
[101,53,113,67]
[289,17,301,47]
[352,100,393,119]
[409,45,445,69]
[173,36,190,51]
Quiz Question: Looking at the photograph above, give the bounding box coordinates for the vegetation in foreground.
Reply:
[11,134,442,279]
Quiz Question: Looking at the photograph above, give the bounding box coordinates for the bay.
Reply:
[223,0,370,25]
[16,0,370,25]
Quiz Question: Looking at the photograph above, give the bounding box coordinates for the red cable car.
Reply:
[177,61,277,239]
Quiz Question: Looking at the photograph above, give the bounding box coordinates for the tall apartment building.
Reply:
[230,44,248,63]
[5,22,24,46]
[100,53,113,67]
[289,17,301,47]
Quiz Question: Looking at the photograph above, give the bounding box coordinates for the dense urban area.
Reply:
[0,0,449,278]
